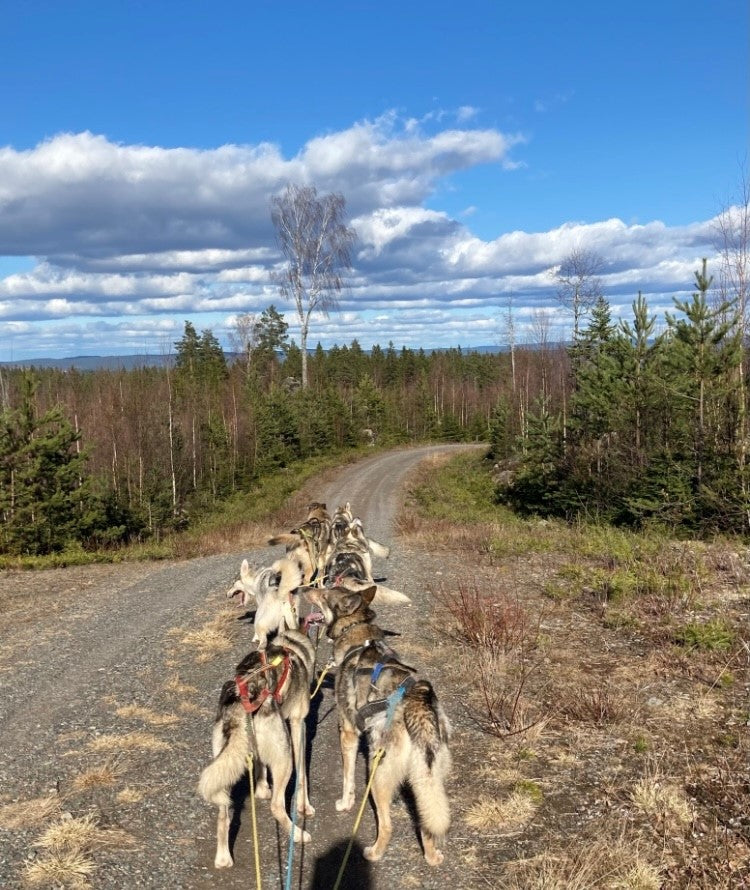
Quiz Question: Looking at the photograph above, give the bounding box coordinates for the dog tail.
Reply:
[368,538,391,560]
[197,683,248,807]
[372,583,410,605]
[339,577,411,605]
[275,556,303,595]
[405,681,452,839]
[268,533,300,549]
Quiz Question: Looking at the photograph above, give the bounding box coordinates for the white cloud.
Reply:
[0,114,729,360]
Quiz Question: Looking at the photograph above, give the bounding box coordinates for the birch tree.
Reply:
[270,184,356,388]
[553,247,604,341]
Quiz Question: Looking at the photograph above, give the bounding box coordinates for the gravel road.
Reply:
[0,444,482,890]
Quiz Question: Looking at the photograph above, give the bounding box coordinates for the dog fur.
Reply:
[329,503,391,567]
[270,500,406,603]
[198,629,316,868]
[303,584,451,865]
[323,517,408,604]
[268,505,331,584]
[226,557,302,649]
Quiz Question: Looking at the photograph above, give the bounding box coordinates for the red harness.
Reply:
[235,651,291,714]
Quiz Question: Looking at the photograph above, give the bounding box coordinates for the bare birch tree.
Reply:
[499,293,517,392]
[270,184,356,388]
[714,168,750,332]
[714,167,750,529]
[553,247,604,339]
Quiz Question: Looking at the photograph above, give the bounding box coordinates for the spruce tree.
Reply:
[664,259,742,526]
[0,374,89,554]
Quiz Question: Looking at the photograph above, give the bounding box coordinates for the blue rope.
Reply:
[384,682,408,729]
[283,720,305,890]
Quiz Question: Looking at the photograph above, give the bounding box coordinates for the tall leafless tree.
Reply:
[714,167,749,333]
[499,293,517,392]
[714,166,750,529]
[270,184,356,388]
[553,247,604,339]
[229,312,258,373]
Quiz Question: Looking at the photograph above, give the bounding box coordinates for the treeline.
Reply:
[0,316,534,555]
[498,260,750,536]
[3,258,748,557]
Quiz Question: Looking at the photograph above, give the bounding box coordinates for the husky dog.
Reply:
[268,502,331,584]
[226,557,302,649]
[330,502,355,548]
[306,500,332,536]
[326,517,380,583]
[198,629,316,868]
[328,503,390,569]
[303,585,451,865]
[323,517,409,603]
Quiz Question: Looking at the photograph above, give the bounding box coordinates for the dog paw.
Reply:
[425,849,444,866]
[335,795,354,812]
[363,844,384,862]
[292,826,311,844]
[298,802,316,817]
[214,853,233,869]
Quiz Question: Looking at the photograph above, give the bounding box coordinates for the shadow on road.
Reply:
[308,839,373,890]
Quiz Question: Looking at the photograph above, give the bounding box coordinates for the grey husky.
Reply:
[197,629,316,868]
[303,584,451,865]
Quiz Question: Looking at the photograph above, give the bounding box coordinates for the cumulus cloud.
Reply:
[0,113,521,262]
[0,112,727,360]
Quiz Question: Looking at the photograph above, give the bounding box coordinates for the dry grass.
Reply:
[71,762,122,790]
[116,787,145,804]
[174,519,273,558]
[0,795,61,829]
[464,787,540,832]
[176,607,235,662]
[631,771,693,831]
[177,700,203,715]
[23,850,95,888]
[115,703,180,725]
[164,674,198,696]
[87,731,169,753]
[397,454,750,887]
[501,837,663,890]
[35,813,133,853]
[24,813,133,889]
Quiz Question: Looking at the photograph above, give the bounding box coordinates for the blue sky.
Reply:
[1,0,747,360]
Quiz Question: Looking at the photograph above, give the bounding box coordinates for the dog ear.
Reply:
[240,559,252,582]
[334,590,367,615]
[360,585,377,605]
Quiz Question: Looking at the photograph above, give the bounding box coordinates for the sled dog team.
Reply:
[198,501,452,869]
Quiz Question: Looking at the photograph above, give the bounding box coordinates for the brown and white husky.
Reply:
[197,629,316,868]
[303,584,451,865]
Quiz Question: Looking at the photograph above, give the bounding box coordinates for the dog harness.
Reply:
[235,651,291,714]
[355,674,417,732]
[350,640,418,731]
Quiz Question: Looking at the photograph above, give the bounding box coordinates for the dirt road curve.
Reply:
[0,444,478,889]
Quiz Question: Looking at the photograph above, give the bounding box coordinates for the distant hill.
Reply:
[0,354,176,371]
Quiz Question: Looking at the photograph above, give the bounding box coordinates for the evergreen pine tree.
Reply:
[0,374,89,554]
[664,259,743,530]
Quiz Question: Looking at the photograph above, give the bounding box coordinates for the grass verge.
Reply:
[400,449,750,889]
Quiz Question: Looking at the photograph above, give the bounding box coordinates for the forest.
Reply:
[0,257,748,556]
